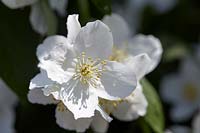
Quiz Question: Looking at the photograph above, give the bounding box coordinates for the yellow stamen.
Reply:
[109,47,128,62]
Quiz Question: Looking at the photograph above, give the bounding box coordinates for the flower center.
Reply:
[57,102,66,112]
[99,98,125,114]
[109,47,128,62]
[80,64,93,77]
[73,52,107,88]
[183,84,198,101]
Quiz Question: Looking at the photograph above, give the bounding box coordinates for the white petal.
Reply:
[74,20,113,59]
[49,0,68,16]
[36,35,68,63]
[30,2,48,35]
[160,74,183,104]
[42,84,61,100]
[96,106,113,122]
[29,70,53,90]
[102,13,131,45]
[91,111,109,133]
[180,57,200,83]
[170,104,196,122]
[39,61,72,84]
[112,83,148,121]
[66,14,81,44]
[60,80,98,119]
[28,89,57,105]
[193,112,200,133]
[123,54,151,80]
[55,107,92,132]
[99,61,137,99]
[0,107,16,133]
[36,35,72,84]
[1,0,37,9]
[150,0,177,13]
[0,78,17,107]
[127,34,163,73]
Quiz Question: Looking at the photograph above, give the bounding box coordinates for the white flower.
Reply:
[113,0,177,31]
[161,55,200,122]
[1,0,68,35]
[1,0,38,9]
[29,14,140,121]
[0,78,18,133]
[78,13,162,133]
[99,13,162,121]
[28,85,110,132]
[167,111,200,133]
[28,86,92,132]
[102,14,163,74]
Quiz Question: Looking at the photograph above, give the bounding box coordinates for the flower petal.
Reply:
[102,13,131,45]
[0,78,18,107]
[112,83,148,121]
[49,0,68,16]
[150,0,177,13]
[96,105,113,122]
[127,34,163,73]
[39,61,72,84]
[99,61,137,99]
[28,89,57,105]
[36,35,72,84]
[60,80,98,119]
[55,107,92,132]
[0,107,16,133]
[91,111,109,133]
[74,20,113,59]
[160,74,183,104]
[170,103,196,122]
[30,2,48,35]
[29,70,53,90]
[66,14,81,44]
[123,54,151,80]
[36,35,68,63]
[1,0,37,9]
[42,84,61,100]
[180,57,200,83]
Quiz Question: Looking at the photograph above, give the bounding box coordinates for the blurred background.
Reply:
[0,0,200,133]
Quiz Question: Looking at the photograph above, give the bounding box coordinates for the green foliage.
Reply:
[89,0,111,19]
[78,0,91,25]
[141,79,165,133]
[164,44,189,62]
[90,0,111,15]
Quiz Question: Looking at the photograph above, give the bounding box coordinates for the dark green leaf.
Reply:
[164,44,189,62]
[141,79,165,133]
[90,0,111,15]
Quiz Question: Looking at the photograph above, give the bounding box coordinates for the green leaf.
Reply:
[137,118,152,133]
[164,44,189,62]
[141,79,165,133]
[40,0,58,35]
[90,0,111,15]
[78,0,91,25]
